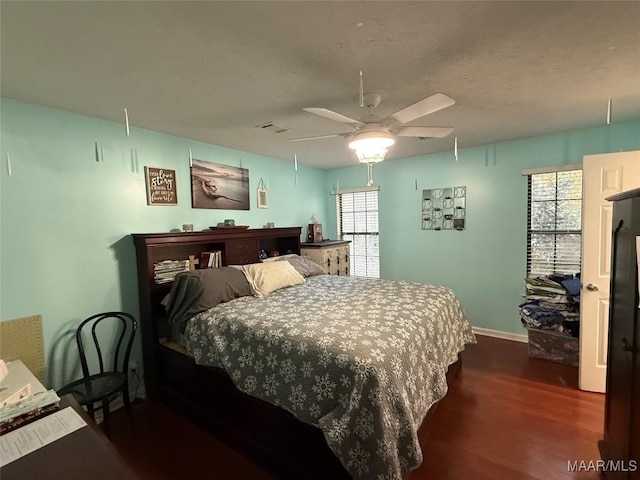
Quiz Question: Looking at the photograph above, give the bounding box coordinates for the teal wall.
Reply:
[2,96,638,388]
[325,119,640,336]
[0,98,328,388]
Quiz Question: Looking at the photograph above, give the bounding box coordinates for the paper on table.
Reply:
[0,406,87,467]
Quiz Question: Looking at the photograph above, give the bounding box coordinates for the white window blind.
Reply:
[527,169,582,276]
[336,190,379,278]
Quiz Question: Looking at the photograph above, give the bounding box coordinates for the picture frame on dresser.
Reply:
[306,223,323,242]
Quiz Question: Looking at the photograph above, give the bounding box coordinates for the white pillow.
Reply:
[241,261,305,297]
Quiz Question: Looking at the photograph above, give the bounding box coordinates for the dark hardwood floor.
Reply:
[108,335,604,479]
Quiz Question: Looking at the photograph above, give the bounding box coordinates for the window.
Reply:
[336,189,379,277]
[527,169,582,276]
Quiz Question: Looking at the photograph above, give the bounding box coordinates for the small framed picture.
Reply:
[307,223,323,242]
[257,188,268,208]
[257,178,268,209]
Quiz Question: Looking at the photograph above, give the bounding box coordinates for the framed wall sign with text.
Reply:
[145,167,177,205]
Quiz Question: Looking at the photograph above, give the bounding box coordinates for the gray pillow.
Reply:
[276,255,327,277]
[166,267,251,333]
[198,267,252,307]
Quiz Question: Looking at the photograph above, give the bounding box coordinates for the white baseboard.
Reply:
[472,326,528,344]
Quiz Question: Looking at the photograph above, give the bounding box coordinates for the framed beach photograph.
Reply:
[190,159,250,210]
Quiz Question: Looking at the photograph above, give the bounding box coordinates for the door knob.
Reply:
[586,283,599,292]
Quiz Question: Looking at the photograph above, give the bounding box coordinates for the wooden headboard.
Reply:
[131,227,301,393]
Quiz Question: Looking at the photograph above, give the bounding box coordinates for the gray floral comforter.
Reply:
[185,275,475,479]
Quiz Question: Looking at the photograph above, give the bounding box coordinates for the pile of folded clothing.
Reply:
[520,274,580,338]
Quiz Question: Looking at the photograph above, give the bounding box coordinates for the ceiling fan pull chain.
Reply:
[366,163,374,186]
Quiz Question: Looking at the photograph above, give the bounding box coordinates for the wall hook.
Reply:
[124,108,130,136]
[454,137,458,161]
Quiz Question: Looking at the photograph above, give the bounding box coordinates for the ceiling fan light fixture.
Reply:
[348,130,395,164]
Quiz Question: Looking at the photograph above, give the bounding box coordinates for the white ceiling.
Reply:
[1,1,639,169]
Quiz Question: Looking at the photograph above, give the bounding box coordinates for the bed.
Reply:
[132,228,475,479]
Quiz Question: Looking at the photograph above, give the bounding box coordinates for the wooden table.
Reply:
[1,394,138,479]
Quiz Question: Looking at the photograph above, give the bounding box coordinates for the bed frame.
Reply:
[132,227,461,478]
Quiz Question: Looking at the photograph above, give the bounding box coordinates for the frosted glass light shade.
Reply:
[348,131,395,164]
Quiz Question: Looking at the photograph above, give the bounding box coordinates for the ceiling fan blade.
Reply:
[395,126,454,138]
[389,93,455,125]
[303,108,364,126]
[288,133,350,142]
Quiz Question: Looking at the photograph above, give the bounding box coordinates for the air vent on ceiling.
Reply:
[256,122,289,134]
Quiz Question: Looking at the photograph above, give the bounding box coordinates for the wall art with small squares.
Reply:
[422,186,466,231]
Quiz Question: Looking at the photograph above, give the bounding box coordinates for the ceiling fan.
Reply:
[290,79,456,164]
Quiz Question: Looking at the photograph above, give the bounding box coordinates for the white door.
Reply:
[580,150,640,392]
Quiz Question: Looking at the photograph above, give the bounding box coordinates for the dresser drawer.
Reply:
[225,239,258,265]
[324,246,349,276]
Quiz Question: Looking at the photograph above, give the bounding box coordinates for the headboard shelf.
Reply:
[132,227,302,395]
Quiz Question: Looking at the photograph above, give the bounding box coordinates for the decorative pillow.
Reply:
[198,267,252,308]
[241,261,305,297]
[276,255,326,277]
[165,267,251,333]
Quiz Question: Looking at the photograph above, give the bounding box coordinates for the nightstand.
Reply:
[300,240,351,276]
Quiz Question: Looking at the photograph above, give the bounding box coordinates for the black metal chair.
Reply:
[57,312,137,437]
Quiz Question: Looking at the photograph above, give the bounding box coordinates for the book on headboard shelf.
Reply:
[153,259,190,284]
[199,250,222,269]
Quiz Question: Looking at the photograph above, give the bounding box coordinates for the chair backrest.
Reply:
[76,312,137,378]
